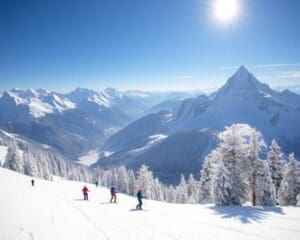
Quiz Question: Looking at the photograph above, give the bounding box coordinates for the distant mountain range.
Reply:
[94,66,300,183]
[0,66,299,184]
[0,87,198,160]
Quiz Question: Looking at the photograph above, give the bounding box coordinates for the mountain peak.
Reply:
[214,66,264,98]
[238,65,247,71]
[231,65,251,79]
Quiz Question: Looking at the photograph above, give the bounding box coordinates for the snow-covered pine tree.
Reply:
[198,150,219,203]
[93,167,103,186]
[187,173,199,203]
[23,152,38,177]
[101,169,109,188]
[254,160,276,206]
[57,156,67,178]
[41,158,53,180]
[278,153,300,205]
[175,174,188,203]
[106,167,118,187]
[117,165,130,194]
[136,165,155,199]
[153,178,164,201]
[4,139,24,173]
[164,185,176,203]
[217,125,248,205]
[246,130,263,206]
[128,169,137,196]
[267,140,284,195]
[212,160,234,205]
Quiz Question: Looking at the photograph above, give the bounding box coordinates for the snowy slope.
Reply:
[1,167,299,240]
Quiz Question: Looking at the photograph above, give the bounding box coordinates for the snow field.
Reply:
[0,167,300,240]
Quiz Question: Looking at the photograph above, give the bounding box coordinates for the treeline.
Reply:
[1,139,95,182]
[1,124,300,206]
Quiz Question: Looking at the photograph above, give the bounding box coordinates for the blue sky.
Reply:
[0,0,299,92]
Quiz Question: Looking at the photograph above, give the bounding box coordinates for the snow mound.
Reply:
[1,168,299,240]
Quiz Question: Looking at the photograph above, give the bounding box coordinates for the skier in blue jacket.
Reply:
[110,186,118,203]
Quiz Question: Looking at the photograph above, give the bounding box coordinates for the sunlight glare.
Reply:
[214,0,239,23]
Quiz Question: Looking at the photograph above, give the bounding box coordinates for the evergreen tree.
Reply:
[42,159,53,180]
[117,165,130,194]
[4,140,24,173]
[199,150,219,203]
[217,125,248,205]
[128,169,137,196]
[246,130,263,206]
[136,165,155,199]
[278,153,300,205]
[153,178,164,201]
[255,160,276,206]
[267,140,284,195]
[23,153,38,177]
[187,173,199,203]
[212,161,234,205]
[176,175,188,203]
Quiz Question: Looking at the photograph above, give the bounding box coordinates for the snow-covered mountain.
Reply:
[67,87,196,119]
[0,89,75,120]
[173,66,300,154]
[0,87,203,161]
[1,167,299,240]
[95,66,300,183]
[67,87,111,108]
[0,88,130,159]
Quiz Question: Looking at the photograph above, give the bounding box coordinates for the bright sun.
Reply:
[214,0,239,23]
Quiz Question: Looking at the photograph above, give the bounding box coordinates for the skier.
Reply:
[95,180,99,188]
[31,179,35,187]
[136,189,143,210]
[110,186,118,203]
[82,185,89,200]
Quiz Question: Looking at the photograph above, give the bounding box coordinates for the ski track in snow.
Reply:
[62,199,112,240]
[1,168,300,240]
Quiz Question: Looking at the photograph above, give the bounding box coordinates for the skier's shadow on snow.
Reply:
[209,206,284,224]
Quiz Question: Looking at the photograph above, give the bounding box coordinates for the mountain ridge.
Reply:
[94,66,300,183]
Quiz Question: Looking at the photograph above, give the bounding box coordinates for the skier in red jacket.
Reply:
[82,186,89,200]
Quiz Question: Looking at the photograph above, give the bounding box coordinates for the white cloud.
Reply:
[280,70,300,78]
[254,63,300,68]
[219,63,300,70]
